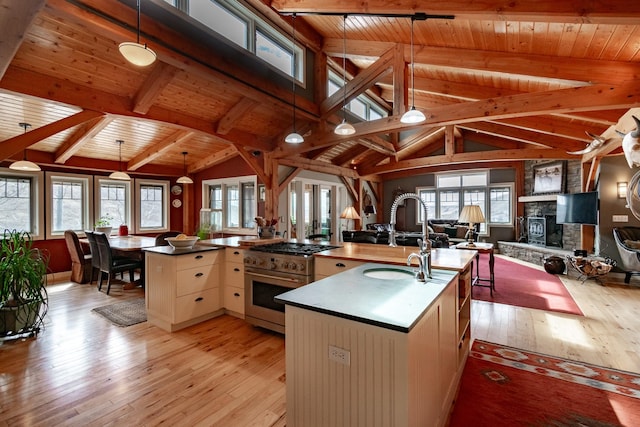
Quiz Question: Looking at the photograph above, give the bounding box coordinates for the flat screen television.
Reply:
[556,191,599,225]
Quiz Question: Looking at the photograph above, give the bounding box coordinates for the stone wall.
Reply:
[498,241,572,267]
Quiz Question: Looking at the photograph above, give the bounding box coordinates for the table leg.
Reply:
[489,250,495,295]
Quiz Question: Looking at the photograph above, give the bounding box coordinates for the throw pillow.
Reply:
[455,225,468,239]
[444,226,458,238]
[433,224,447,233]
[624,239,640,249]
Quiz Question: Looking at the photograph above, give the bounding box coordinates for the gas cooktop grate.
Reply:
[249,242,339,256]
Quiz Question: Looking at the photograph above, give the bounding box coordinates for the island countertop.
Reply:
[314,242,476,272]
[142,245,222,255]
[275,262,458,333]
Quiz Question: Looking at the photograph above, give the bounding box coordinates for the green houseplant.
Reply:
[0,229,49,337]
[95,214,113,235]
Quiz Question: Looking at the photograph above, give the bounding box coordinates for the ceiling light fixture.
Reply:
[119,0,156,67]
[10,122,41,172]
[176,151,193,184]
[334,15,356,136]
[109,140,131,181]
[285,13,304,144]
[401,17,426,124]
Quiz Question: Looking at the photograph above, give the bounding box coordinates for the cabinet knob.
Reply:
[234,251,240,255]
[336,263,346,268]
[234,292,240,297]
[195,255,203,259]
[234,268,240,272]
[195,272,204,277]
[195,297,203,302]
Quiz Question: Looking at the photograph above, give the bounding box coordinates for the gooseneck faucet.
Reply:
[390,192,432,279]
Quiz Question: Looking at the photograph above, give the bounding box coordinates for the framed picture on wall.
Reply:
[258,184,266,202]
[533,161,566,194]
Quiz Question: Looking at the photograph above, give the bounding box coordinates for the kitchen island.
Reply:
[276,262,462,427]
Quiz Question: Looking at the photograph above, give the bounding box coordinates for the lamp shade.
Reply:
[177,175,193,184]
[363,205,376,215]
[10,160,40,171]
[340,206,361,220]
[335,120,356,136]
[109,171,131,181]
[285,132,304,144]
[119,42,156,67]
[400,107,426,124]
[458,205,485,224]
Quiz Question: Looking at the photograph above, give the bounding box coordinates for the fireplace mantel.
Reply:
[518,194,558,203]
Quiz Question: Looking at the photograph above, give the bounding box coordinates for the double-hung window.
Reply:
[46,172,92,238]
[135,179,170,233]
[0,168,44,239]
[203,176,257,232]
[95,177,132,232]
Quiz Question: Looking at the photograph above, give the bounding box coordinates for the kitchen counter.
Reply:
[276,262,457,332]
[314,242,476,272]
[143,245,222,255]
[199,236,285,248]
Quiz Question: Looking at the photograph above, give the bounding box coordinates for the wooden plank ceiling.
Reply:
[0,0,639,181]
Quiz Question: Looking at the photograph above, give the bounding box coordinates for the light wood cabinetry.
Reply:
[314,257,363,280]
[457,263,472,365]
[145,248,223,332]
[223,248,245,317]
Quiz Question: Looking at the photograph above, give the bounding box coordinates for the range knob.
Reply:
[269,261,277,270]
[289,263,297,271]
[298,264,305,272]
[282,261,290,269]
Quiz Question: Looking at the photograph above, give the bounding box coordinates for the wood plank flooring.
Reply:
[1,256,639,426]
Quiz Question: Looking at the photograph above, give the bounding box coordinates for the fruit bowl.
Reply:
[165,236,199,249]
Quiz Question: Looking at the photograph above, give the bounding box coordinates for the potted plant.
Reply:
[95,214,113,235]
[0,229,49,337]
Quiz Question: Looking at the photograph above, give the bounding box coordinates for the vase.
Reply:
[544,256,566,274]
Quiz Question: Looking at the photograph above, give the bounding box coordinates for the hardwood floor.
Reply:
[1,257,640,426]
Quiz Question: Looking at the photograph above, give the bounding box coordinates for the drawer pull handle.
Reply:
[195,297,203,302]
[234,268,240,272]
[195,272,204,277]
[195,255,203,259]
[234,292,240,297]
[336,263,346,268]
[234,251,240,255]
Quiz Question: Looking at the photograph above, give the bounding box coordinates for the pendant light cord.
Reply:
[136,0,141,44]
[342,15,348,121]
[410,17,415,109]
[292,13,297,130]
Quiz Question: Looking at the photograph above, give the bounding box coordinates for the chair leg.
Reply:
[98,271,104,291]
[106,274,112,295]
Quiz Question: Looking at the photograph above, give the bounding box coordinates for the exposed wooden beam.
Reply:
[340,177,358,202]
[234,144,270,188]
[216,98,260,135]
[191,146,239,173]
[273,1,640,25]
[357,136,396,156]
[0,110,104,161]
[278,167,301,195]
[279,157,359,178]
[0,0,45,79]
[127,130,194,171]
[458,122,584,150]
[55,115,112,164]
[132,62,180,114]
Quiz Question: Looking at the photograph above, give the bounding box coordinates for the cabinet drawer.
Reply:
[176,265,218,296]
[225,262,244,287]
[315,258,363,277]
[176,250,220,271]
[224,286,245,315]
[175,288,220,323]
[225,248,245,264]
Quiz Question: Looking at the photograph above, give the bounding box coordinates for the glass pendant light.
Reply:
[109,140,131,180]
[176,151,193,184]
[10,122,41,171]
[335,15,356,136]
[119,0,156,67]
[401,17,426,124]
[285,14,304,144]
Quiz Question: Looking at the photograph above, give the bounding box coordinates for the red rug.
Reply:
[449,340,640,427]
[471,253,584,315]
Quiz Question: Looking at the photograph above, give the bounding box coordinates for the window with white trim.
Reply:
[135,179,170,233]
[95,177,132,232]
[202,176,257,232]
[0,168,44,238]
[46,172,93,238]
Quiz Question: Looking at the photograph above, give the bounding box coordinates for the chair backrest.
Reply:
[84,231,101,269]
[64,230,85,264]
[155,230,182,246]
[94,232,114,272]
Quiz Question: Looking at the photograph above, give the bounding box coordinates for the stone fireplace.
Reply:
[527,215,563,248]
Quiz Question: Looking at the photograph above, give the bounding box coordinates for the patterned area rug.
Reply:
[91,298,146,327]
[449,340,640,426]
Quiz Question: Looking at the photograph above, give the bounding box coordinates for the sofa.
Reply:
[428,219,479,245]
[342,224,450,248]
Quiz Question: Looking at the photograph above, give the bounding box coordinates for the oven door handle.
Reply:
[247,272,303,284]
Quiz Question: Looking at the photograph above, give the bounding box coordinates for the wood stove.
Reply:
[528,215,562,248]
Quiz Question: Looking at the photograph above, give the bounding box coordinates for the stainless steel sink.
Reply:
[363,267,415,280]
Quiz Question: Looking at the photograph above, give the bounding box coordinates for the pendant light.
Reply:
[109,140,131,180]
[334,15,356,136]
[10,122,41,172]
[176,151,193,184]
[119,0,156,67]
[400,17,426,124]
[285,13,304,144]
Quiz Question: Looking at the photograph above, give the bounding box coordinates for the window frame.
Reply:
[202,175,257,233]
[94,176,133,235]
[45,172,93,239]
[134,179,170,234]
[0,168,45,240]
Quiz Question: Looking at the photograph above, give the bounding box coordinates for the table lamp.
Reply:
[340,206,361,231]
[458,205,485,246]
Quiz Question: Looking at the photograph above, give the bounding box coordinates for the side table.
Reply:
[455,242,495,295]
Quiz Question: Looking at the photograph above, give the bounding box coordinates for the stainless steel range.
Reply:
[244,242,338,333]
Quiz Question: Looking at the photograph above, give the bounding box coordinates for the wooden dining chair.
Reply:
[94,232,143,295]
[84,230,101,286]
[154,230,182,246]
[64,230,92,284]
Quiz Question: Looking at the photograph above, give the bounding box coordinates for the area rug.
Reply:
[449,340,640,427]
[91,298,146,327]
[471,253,583,315]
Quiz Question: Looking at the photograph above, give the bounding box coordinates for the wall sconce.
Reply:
[363,205,376,217]
[618,181,628,199]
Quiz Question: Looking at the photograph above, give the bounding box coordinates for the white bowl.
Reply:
[165,236,199,249]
